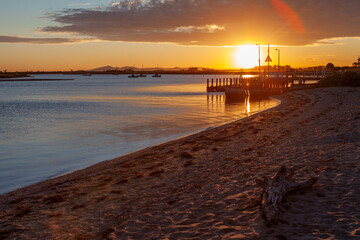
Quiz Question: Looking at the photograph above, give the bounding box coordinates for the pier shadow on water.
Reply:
[207,93,277,118]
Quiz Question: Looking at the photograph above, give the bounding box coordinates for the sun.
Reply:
[233,45,259,69]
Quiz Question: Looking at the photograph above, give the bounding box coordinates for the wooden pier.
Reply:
[207,73,323,101]
[207,71,327,93]
[207,77,292,93]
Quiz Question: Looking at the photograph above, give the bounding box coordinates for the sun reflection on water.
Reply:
[245,96,251,115]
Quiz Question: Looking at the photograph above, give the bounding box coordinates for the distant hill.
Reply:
[90,65,186,72]
[90,65,119,71]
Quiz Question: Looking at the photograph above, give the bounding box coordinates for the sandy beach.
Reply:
[1,87,359,239]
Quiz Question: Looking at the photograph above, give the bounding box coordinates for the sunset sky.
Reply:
[1,0,360,71]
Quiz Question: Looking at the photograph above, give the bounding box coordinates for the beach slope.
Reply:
[1,87,359,239]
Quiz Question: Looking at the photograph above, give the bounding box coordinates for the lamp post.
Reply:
[256,44,261,79]
[275,48,280,77]
[267,44,270,78]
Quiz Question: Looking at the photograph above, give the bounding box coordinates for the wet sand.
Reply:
[1,87,359,239]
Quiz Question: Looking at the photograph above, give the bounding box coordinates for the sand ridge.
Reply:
[0,87,359,239]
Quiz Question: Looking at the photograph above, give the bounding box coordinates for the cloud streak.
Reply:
[0,35,94,44]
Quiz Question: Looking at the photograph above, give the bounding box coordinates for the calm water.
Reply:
[0,74,279,194]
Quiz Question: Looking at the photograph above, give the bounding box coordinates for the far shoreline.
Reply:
[0,78,74,82]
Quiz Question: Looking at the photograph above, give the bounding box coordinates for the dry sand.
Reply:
[0,87,359,240]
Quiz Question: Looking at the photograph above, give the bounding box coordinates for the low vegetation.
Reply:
[317,71,360,87]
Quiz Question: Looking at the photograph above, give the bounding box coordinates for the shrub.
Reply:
[317,71,360,87]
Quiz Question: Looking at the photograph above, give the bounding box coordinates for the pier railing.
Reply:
[207,77,292,92]
[207,77,245,92]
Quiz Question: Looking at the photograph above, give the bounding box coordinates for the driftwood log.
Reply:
[256,166,318,225]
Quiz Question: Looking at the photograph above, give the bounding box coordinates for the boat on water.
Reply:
[138,74,147,77]
[152,74,161,78]
[128,74,138,78]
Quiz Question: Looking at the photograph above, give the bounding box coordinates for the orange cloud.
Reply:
[271,0,305,34]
